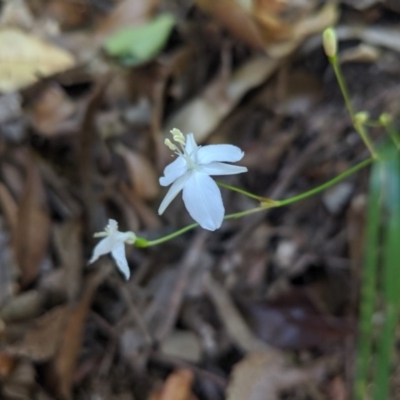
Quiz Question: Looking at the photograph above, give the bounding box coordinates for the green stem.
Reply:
[137,158,373,248]
[267,158,373,208]
[138,207,264,247]
[216,181,263,200]
[384,126,400,150]
[330,56,378,159]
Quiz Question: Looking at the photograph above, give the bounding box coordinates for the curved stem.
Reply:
[330,56,378,159]
[138,207,265,248]
[138,158,373,248]
[216,181,263,200]
[268,158,373,208]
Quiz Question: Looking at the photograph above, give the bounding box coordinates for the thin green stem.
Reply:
[330,56,378,159]
[330,56,356,119]
[216,181,263,200]
[385,126,400,150]
[137,222,198,247]
[138,207,264,247]
[356,122,379,160]
[266,158,373,208]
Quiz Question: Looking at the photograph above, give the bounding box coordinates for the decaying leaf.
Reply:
[104,13,175,65]
[54,269,109,399]
[165,56,281,143]
[0,28,75,93]
[13,158,51,287]
[226,352,310,400]
[116,144,160,200]
[5,306,69,362]
[149,369,198,400]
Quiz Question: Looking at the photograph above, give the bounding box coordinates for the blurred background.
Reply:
[0,0,399,399]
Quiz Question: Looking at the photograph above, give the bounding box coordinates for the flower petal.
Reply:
[199,162,248,176]
[88,236,113,264]
[197,144,244,164]
[159,155,187,186]
[185,133,198,156]
[158,171,191,215]
[111,242,130,280]
[182,172,224,231]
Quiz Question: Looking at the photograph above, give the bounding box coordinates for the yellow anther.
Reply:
[171,128,185,144]
[164,138,177,151]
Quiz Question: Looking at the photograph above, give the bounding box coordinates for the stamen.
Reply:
[171,128,185,144]
[164,138,177,151]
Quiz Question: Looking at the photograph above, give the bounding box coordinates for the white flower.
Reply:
[89,219,136,280]
[158,129,248,231]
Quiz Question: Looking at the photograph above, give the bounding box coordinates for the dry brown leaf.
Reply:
[45,0,92,30]
[54,270,109,399]
[226,352,310,400]
[13,158,50,287]
[204,273,269,353]
[0,182,17,232]
[195,0,264,48]
[0,28,75,93]
[28,83,77,136]
[340,43,381,63]
[96,0,159,39]
[149,369,197,400]
[0,352,16,378]
[5,306,69,362]
[116,144,160,200]
[164,56,280,143]
[0,290,42,323]
[53,220,83,303]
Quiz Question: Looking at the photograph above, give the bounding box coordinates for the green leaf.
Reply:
[104,13,176,65]
[373,144,400,400]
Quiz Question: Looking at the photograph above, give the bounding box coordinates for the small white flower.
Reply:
[89,219,136,280]
[158,129,248,231]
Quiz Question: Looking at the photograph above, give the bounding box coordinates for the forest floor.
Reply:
[0,1,400,399]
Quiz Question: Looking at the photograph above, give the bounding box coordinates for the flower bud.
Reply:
[379,113,392,127]
[323,27,337,58]
[354,111,369,126]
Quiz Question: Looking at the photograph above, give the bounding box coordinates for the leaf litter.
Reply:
[0,1,399,399]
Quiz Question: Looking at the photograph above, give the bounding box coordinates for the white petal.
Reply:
[197,144,244,164]
[107,219,118,230]
[158,172,191,215]
[111,243,130,280]
[182,172,224,231]
[185,133,198,155]
[159,155,187,186]
[89,236,113,264]
[199,162,248,176]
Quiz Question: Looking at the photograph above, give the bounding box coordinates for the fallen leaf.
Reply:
[0,28,75,93]
[0,290,42,323]
[13,157,50,287]
[5,306,69,362]
[238,290,352,350]
[104,13,175,65]
[96,0,159,39]
[116,144,160,200]
[226,352,310,400]
[53,220,83,303]
[0,182,18,231]
[195,0,264,48]
[54,269,109,399]
[165,56,280,143]
[149,369,197,400]
[340,43,381,63]
[204,273,270,353]
[0,352,15,378]
[27,83,78,136]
